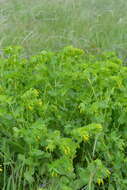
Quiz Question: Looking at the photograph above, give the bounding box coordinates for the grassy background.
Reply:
[0,0,127,56]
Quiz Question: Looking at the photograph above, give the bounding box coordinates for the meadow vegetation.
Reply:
[0,0,127,190]
[0,0,127,56]
[0,46,127,190]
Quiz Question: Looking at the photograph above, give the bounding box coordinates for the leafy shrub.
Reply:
[0,46,127,190]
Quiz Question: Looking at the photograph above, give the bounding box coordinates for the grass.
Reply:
[0,0,127,56]
[1,1,127,189]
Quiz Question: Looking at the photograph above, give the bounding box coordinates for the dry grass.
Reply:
[0,0,127,56]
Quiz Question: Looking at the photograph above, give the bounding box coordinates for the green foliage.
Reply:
[0,46,127,190]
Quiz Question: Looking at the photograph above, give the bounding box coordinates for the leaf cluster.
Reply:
[0,46,127,190]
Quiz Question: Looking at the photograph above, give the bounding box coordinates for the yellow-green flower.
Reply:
[36,136,40,141]
[106,169,111,176]
[28,105,33,110]
[64,146,70,155]
[82,134,89,142]
[97,178,104,186]
[51,171,58,177]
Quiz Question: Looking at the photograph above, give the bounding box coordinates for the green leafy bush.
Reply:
[0,46,127,190]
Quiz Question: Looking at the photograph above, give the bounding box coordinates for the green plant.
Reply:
[0,46,127,190]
